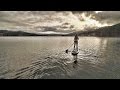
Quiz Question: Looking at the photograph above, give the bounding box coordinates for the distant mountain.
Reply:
[1,23,120,37]
[67,23,120,37]
[0,30,40,36]
[0,30,66,36]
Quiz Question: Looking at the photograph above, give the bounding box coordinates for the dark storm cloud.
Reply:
[72,11,120,25]
[72,11,95,14]
[58,11,120,28]
[93,11,120,25]
[0,11,120,33]
[0,11,120,24]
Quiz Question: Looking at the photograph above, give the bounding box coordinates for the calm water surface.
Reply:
[0,37,120,79]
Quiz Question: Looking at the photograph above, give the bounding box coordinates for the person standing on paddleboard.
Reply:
[74,34,79,50]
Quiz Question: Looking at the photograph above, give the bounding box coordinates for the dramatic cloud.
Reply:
[93,11,120,24]
[0,11,119,34]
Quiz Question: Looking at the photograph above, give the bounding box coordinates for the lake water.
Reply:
[0,37,120,79]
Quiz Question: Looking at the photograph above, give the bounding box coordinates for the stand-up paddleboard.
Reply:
[72,50,79,56]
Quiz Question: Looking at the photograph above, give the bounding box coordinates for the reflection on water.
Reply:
[73,55,78,64]
[0,37,120,79]
[73,55,78,69]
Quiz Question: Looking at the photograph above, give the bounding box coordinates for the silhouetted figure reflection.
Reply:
[73,55,78,63]
[73,55,78,68]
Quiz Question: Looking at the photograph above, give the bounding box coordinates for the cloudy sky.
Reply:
[0,11,120,34]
